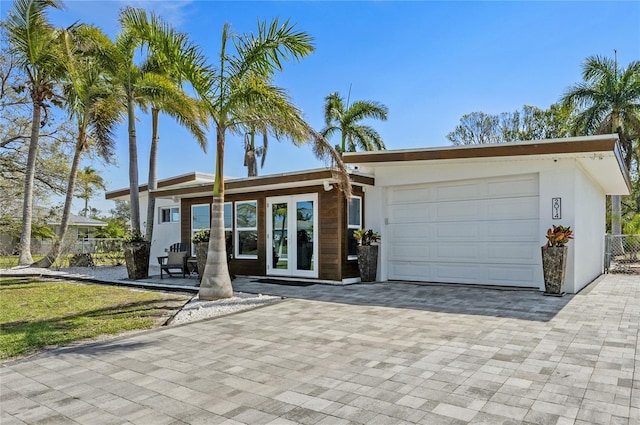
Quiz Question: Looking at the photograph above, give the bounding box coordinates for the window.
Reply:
[160,207,179,223]
[191,204,210,243]
[347,196,362,259]
[224,202,232,254]
[235,200,258,258]
[77,227,90,240]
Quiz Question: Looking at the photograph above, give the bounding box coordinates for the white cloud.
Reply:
[117,0,195,28]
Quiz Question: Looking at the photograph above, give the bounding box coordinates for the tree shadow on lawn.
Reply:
[234,279,575,322]
[1,298,189,359]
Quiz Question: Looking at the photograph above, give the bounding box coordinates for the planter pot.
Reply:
[123,241,150,280]
[541,245,568,295]
[194,242,209,278]
[357,245,379,282]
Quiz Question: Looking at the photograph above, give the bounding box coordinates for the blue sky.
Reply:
[3,1,639,214]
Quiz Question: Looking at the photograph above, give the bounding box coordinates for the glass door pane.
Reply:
[296,200,314,271]
[271,202,288,270]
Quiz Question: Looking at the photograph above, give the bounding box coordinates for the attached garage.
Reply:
[344,134,631,294]
[387,174,540,287]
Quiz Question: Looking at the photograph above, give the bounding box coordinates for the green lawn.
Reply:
[0,277,191,359]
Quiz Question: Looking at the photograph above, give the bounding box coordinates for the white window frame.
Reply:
[235,200,258,259]
[347,196,362,260]
[159,206,179,224]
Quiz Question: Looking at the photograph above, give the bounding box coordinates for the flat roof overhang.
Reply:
[106,169,375,201]
[343,134,631,195]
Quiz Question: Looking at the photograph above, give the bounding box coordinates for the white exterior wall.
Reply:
[573,166,606,292]
[137,193,181,260]
[361,156,606,293]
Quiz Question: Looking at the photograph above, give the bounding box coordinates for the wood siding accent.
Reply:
[179,184,365,281]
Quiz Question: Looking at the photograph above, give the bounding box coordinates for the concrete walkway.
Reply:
[2,274,639,424]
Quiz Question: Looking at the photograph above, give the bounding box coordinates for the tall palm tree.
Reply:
[561,55,640,237]
[192,20,351,300]
[6,0,65,265]
[32,27,120,269]
[85,7,207,236]
[119,9,210,241]
[321,91,388,155]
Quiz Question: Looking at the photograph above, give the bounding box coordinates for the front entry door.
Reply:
[267,194,318,278]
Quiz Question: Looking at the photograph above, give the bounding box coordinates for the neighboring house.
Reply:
[0,213,107,255]
[106,134,630,293]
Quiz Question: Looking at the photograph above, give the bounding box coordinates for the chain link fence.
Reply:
[605,235,640,274]
[0,238,125,268]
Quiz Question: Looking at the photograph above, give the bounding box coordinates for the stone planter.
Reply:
[541,245,567,295]
[194,242,209,279]
[357,245,379,282]
[123,241,150,280]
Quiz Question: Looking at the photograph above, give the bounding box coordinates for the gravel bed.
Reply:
[169,293,281,325]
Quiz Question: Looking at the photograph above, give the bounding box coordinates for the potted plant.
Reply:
[192,229,210,278]
[541,225,574,296]
[354,229,380,282]
[123,229,150,280]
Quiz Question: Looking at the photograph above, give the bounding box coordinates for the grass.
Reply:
[0,277,191,360]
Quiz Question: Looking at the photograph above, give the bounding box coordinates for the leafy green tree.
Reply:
[560,54,640,236]
[321,91,388,154]
[6,0,66,264]
[191,20,351,300]
[447,104,574,145]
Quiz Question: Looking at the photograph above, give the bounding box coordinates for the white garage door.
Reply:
[387,174,540,287]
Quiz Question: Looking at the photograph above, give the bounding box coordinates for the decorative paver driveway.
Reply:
[2,274,639,424]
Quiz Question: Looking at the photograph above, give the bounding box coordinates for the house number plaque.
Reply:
[552,197,561,219]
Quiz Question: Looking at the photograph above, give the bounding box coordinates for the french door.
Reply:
[267,194,318,278]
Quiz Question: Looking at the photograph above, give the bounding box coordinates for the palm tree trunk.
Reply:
[33,140,84,268]
[200,126,233,300]
[127,91,141,233]
[83,197,89,217]
[18,100,42,265]
[145,108,159,241]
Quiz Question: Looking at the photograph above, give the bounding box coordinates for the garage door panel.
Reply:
[435,182,479,201]
[486,244,538,262]
[390,261,430,280]
[486,220,539,241]
[486,175,538,197]
[434,202,481,220]
[390,187,429,204]
[390,204,430,222]
[390,223,429,240]
[387,174,540,288]
[435,244,479,261]
[435,222,480,239]
[434,263,479,283]
[486,197,538,219]
[389,244,432,261]
[487,265,538,286]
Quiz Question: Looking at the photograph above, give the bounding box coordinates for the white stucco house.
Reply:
[107,134,630,294]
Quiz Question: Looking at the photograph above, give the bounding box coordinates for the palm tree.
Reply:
[120,9,210,241]
[192,20,351,300]
[76,167,107,217]
[561,54,640,237]
[243,128,268,177]
[321,91,388,155]
[6,0,65,265]
[32,26,120,268]
[80,7,206,238]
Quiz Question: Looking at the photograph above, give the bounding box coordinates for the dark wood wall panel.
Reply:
[179,183,366,281]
